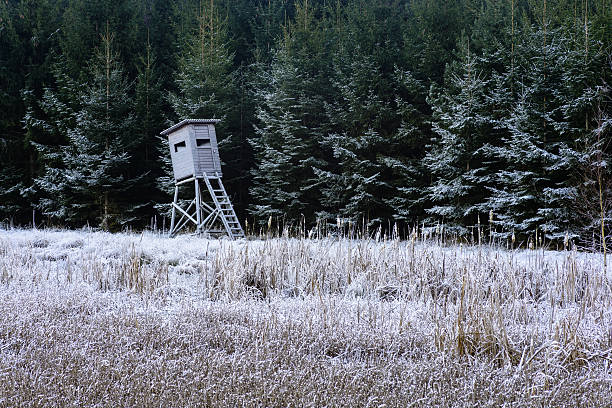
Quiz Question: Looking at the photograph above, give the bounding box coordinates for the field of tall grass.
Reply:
[0,228,611,407]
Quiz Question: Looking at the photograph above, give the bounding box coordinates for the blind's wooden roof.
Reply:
[160,119,221,136]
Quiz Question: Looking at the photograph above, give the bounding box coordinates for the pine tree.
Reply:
[317,0,429,228]
[127,32,166,225]
[34,26,136,229]
[424,38,497,233]
[382,69,430,225]
[487,28,585,241]
[167,0,247,212]
[250,0,334,223]
[168,0,235,121]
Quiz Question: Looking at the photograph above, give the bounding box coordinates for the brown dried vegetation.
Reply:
[0,229,611,407]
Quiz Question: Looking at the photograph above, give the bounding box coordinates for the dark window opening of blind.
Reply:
[174,141,186,152]
[196,138,211,147]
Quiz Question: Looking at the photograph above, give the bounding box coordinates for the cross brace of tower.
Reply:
[169,172,244,239]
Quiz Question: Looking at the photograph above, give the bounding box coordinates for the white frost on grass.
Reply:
[0,228,611,407]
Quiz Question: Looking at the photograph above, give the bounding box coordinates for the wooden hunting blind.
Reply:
[161,119,244,239]
[164,119,222,180]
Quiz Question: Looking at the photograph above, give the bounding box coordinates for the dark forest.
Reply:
[0,0,610,244]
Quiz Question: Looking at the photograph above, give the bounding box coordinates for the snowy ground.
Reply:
[0,228,611,407]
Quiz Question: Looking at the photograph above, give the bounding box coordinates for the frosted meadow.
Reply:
[0,228,611,407]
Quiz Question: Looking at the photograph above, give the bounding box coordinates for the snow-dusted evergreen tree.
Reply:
[317,49,389,224]
[315,0,429,228]
[250,1,334,222]
[381,69,430,224]
[561,26,612,246]
[424,38,497,233]
[487,90,553,237]
[168,0,235,121]
[574,85,611,251]
[23,56,81,224]
[128,34,165,225]
[165,0,244,210]
[33,26,135,229]
[0,163,24,223]
[488,28,587,240]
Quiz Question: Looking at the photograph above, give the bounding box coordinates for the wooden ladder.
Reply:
[202,173,245,240]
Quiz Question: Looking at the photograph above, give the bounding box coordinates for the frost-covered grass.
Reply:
[0,228,611,407]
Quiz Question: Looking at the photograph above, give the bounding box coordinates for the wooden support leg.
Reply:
[169,185,179,236]
[194,178,202,234]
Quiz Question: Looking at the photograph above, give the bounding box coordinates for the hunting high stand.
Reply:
[161,119,245,239]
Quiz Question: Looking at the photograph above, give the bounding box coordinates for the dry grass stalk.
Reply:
[0,229,611,406]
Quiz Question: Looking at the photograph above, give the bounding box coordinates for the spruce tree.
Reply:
[382,69,430,225]
[127,34,165,225]
[317,0,429,228]
[488,29,584,241]
[34,26,136,229]
[0,0,64,223]
[574,86,611,250]
[560,24,611,245]
[167,0,246,212]
[23,57,81,224]
[250,0,334,223]
[487,90,553,237]
[318,49,390,225]
[168,0,235,121]
[424,38,496,233]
